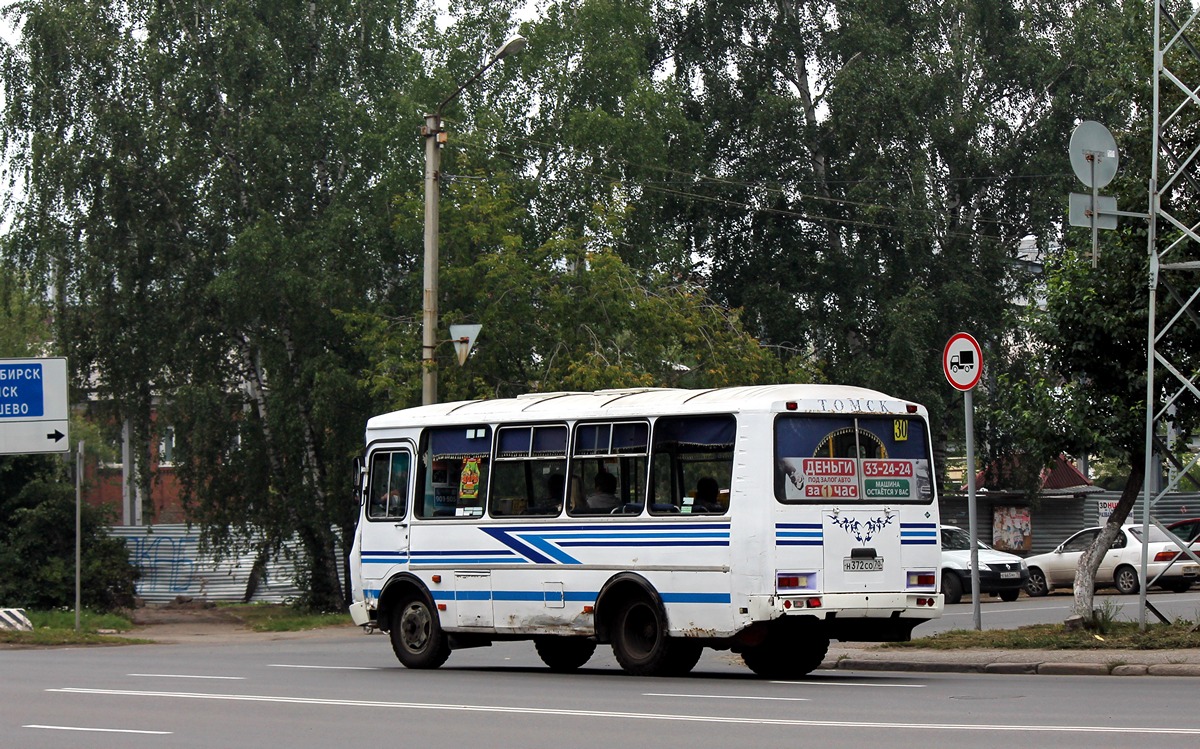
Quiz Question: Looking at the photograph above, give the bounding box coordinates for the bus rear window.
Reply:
[774,415,932,503]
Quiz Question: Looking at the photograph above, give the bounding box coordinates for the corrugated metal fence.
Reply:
[109,525,307,604]
[941,491,1200,556]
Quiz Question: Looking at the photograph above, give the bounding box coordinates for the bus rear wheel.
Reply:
[535,637,596,672]
[389,594,450,669]
[611,595,698,676]
[741,622,829,679]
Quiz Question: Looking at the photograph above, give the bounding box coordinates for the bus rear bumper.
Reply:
[748,592,942,624]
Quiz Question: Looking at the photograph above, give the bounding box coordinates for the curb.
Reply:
[823,657,1200,677]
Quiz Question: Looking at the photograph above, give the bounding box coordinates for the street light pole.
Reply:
[421,35,526,406]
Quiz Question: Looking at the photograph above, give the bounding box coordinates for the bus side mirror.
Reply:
[353,456,367,506]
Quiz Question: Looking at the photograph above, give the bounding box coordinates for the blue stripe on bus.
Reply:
[538,532,730,539]
[661,592,732,604]
[776,522,823,546]
[409,558,530,565]
[424,589,718,604]
[410,549,518,556]
[559,540,730,548]
[481,525,734,565]
[900,524,939,544]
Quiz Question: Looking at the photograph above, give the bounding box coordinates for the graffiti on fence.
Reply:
[126,534,198,595]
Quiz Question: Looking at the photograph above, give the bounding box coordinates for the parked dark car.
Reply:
[1168,518,1200,544]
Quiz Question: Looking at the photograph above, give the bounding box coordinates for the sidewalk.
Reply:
[822,643,1200,677]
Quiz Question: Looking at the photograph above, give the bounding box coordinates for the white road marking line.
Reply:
[644,692,810,702]
[269,664,380,670]
[128,673,245,680]
[25,724,171,735]
[771,680,925,688]
[46,688,1200,735]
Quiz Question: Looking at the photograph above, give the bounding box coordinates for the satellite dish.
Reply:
[1069,121,1118,188]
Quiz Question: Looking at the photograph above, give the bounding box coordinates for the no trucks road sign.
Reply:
[943,333,983,392]
[0,357,70,454]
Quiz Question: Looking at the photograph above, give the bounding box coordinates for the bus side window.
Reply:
[368,451,409,521]
[417,426,492,519]
[568,421,649,516]
[490,425,568,517]
[649,415,735,516]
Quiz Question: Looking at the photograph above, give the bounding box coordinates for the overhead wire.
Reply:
[446,129,1047,248]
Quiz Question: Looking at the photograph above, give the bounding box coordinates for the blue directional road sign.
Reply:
[0,357,69,454]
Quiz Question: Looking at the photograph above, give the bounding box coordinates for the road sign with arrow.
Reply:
[0,357,70,455]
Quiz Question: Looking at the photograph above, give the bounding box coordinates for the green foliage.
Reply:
[1,0,443,610]
[0,457,138,612]
[2,0,1184,610]
[0,268,53,357]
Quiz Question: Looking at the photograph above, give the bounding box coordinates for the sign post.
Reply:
[0,357,70,455]
[944,333,984,630]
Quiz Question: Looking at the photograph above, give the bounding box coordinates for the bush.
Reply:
[0,456,138,611]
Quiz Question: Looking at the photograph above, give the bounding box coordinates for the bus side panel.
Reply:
[407,520,741,637]
[726,412,775,631]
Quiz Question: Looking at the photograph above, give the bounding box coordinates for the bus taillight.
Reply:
[907,571,936,588]
[777,572,816,591]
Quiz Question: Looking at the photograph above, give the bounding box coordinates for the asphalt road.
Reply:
[4,625,1200,749]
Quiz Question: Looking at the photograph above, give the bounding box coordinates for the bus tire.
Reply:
[663,640,703,676]
[611,595,674,676]
[534,637,596,672]
[741,622,829,679]
[941,570,963,605]
[389,593,450,669]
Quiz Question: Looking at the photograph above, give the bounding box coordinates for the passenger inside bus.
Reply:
[691,476,719,513]
[530,472,565,515]
[585,471,620,512]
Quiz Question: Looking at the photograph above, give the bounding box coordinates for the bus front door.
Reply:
[359,449,413,609]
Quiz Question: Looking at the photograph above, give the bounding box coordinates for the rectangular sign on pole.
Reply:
[0,357,70,455]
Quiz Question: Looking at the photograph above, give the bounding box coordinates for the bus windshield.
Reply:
[774,415,933,503]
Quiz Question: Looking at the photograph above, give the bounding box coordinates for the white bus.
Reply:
[348,384,942,677]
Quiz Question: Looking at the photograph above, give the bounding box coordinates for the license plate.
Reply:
[1000,571,1020,579]
[1183,566,1199,577]
[843,557,883,572]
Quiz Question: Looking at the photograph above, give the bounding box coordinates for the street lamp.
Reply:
[422,34,526,406]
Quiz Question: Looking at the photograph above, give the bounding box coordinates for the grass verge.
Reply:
[0,609,148,646]
[889,620,1200,650]
[217,603,352,632]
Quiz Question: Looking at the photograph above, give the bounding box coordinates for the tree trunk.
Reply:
[1071,459,1146,622]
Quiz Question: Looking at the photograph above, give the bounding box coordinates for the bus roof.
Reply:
[365,384,926,435]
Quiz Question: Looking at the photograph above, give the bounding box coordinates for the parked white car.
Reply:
[1024,524,1199,596]
[940,525,1028,604]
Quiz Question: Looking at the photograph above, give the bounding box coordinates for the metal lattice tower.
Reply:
[1141,1,1200,626]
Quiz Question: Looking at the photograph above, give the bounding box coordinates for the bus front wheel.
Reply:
[389,594,450,669]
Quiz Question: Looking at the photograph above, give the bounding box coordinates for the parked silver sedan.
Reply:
[1024,524,1199,596]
